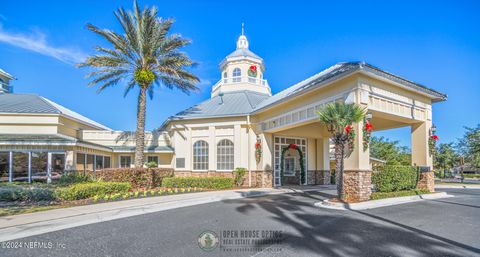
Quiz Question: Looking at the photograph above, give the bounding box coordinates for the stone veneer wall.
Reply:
[416,171,435,192]
[342,170,372,202]
[307,170,331,185]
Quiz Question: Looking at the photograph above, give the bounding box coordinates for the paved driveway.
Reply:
[1,188,479,257]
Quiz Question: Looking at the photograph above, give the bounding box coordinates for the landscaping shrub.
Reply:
[162,177,233,190]
[55,182,131,201]
[57,172,92,185]
[372,165,418,192]
[0,184,56,202]
[234,167,247,187]
[463,174,480,179]
[96,168,173,188]
[370,189,430,200]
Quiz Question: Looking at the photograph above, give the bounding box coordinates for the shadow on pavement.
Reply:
[222,191,480,256]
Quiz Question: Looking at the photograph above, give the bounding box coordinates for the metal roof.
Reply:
[0,134,76,144]
[170,90,270,120]
[0,93,111,130]
[253,62,447,113]
[225,48,262,61]
[0,68,14,80]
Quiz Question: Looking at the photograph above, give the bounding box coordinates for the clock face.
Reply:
[248,65,258,77]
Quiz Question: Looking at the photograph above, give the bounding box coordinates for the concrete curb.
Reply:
[314,192,453,211]
[0,188,293,242]
[435,184,480,189]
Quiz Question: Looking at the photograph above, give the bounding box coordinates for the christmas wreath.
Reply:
[248,65,257,77]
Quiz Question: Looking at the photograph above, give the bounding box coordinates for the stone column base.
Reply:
[417,171,435,192]
[343,170,372,202]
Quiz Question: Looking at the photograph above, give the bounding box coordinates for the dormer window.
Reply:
[232,68,241,82]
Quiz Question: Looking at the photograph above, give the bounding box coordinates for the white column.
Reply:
[28,152,32,183]
[234,124,241,170]
[322,138,331,171]
[8,151,12,182]
[65,151,75,171]
[47,152,52,184]
[209,126,215,171]
[411,120,433,169]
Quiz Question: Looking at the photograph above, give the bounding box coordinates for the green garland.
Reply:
[362,118,373,152]
[280,144,306,185]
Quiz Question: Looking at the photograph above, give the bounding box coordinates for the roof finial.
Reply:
[241,22,244,36]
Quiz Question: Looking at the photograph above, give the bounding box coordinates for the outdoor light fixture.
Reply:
[218,92,224,105]
[431,124,437,133]
[366,112,373,120]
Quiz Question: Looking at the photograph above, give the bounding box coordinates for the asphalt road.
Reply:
[1,188,479,257]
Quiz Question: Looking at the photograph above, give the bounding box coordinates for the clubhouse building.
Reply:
[0,31,446,199]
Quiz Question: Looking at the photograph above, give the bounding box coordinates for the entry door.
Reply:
[284,157,295,176]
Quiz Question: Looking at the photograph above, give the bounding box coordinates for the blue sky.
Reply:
[0,0,479,148]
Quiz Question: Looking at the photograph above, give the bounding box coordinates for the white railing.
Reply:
[212,76,269,92]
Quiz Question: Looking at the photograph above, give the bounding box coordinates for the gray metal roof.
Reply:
[253,62,447,112]
[171,90,270,120]
[225,48,262,60]
[0,134,76,143]
[0,93,111,130]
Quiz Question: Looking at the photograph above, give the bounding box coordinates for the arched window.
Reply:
[217,139,234,170]
[232,68,241,82]
[193,140,209,170]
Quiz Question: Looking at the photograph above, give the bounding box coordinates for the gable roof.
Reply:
[253,62,447,113]
[170,90,270,120]
[0,68,14,80]
[0,93,111,130]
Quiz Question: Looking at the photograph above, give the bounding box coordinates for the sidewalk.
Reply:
[0,186,332,242]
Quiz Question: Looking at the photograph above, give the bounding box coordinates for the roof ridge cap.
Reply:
[38,96,62,114]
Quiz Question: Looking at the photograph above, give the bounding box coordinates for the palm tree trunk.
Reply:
[134,87,147,168]
[334,138,344,199]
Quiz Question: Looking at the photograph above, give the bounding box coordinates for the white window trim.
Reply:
[119,155,132,168]
[192,140,209,171]
[216,139,234,172]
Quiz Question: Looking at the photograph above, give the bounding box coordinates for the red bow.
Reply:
[289,144,297,149]
[431,135,439,141]
[250,65,257,71]
[255,142,261,149]
[365,122,373,132]
[345,124,353,134]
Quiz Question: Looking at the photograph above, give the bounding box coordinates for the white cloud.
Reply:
[0,27,86,64]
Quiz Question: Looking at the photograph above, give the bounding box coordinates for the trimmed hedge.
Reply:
[55,182,131,201]
[57,172,92,185]
[162,177,234,190]
[96,168,174,189]
[372,165,418,192]
[0,184,56,202]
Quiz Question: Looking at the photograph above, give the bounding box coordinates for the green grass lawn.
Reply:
[370,189,431,200]
[0,204,65,217]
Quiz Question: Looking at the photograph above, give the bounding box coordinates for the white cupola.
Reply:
[211,24,271,97]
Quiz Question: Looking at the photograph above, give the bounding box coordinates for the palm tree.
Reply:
[78,1,199,167]
[317,102,365,200]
